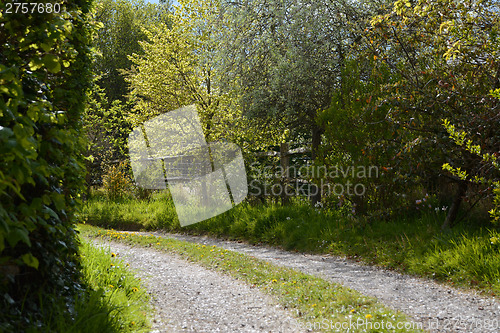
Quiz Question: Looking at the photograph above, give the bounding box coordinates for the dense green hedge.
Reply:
[0,1,91,329]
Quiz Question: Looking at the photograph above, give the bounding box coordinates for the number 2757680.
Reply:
[5,2,62,14]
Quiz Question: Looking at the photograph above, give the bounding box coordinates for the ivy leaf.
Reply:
[42,54,61,73]
[40,43,51,52]
[7,228,31,247]
[21,253,39,269]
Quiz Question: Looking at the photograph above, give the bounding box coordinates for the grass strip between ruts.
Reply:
[79,224,426,332]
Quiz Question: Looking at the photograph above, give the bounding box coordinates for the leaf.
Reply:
[40,43,51,52]
[0,126,14,140]
[42,54,61,73]
[7,228,31,248]
[28,57,44,71]
[21,253,39,269]
[53,193,66,211]
[0,68,15,82]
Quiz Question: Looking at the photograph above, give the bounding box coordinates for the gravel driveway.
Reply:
[92,239,303,333]
[92,232,500,333]
[145,232,500,333]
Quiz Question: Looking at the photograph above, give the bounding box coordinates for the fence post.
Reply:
[280,142,290,205]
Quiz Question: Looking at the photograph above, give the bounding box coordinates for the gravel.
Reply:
[92,239,303,333]
[91,232,500,333]
[144,232,500,333]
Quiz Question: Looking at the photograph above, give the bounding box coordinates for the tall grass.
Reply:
[44,239,151,332]
[77,240,151,331]
[82,191,500,295]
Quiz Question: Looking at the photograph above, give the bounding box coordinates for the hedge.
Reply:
[0,1,92,329]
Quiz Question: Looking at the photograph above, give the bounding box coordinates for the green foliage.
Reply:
[419,231,500,288]
[84,0,171,187]
[219,0,364,156]
[82,190,178,230]
[379,0,498,188]
[83,82,132,186]
[0,0,92,329]
[77,240,151,332]
[323,0,499,223]
[92,0,171,104]
[319,58,411,217]
[125,0,281,150]
[126,19,204,122]
[102,161,134,200]
[442,88,500,224]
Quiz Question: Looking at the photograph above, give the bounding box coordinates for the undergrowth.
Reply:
[74,240,151,332]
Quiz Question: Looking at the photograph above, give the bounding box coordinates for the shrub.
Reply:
[102,161,133,200]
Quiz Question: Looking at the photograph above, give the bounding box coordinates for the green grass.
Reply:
[81,191,500,296]
[44,238,151,332]
[80,224,425,332]
[77,239,151,331]
[80,190,177,230]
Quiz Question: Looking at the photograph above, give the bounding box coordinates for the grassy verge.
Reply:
[46,238,151,332]
[80,190,177,230]
[80,224,425,332]
[81,191,500,295]
[77,239,151,331]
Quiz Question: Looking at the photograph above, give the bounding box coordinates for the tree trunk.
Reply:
[441,181,468,230]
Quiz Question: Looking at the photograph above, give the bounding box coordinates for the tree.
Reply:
[126,0,283,150]
[86,0,171,187]
[217,0,388,204]
[362,0,499,226]
[92,0,172,103]
[442,88,500,225]
[319,57,404,216]
[83,82,131,187]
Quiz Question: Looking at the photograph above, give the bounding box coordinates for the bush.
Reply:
[102,161,133,200]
